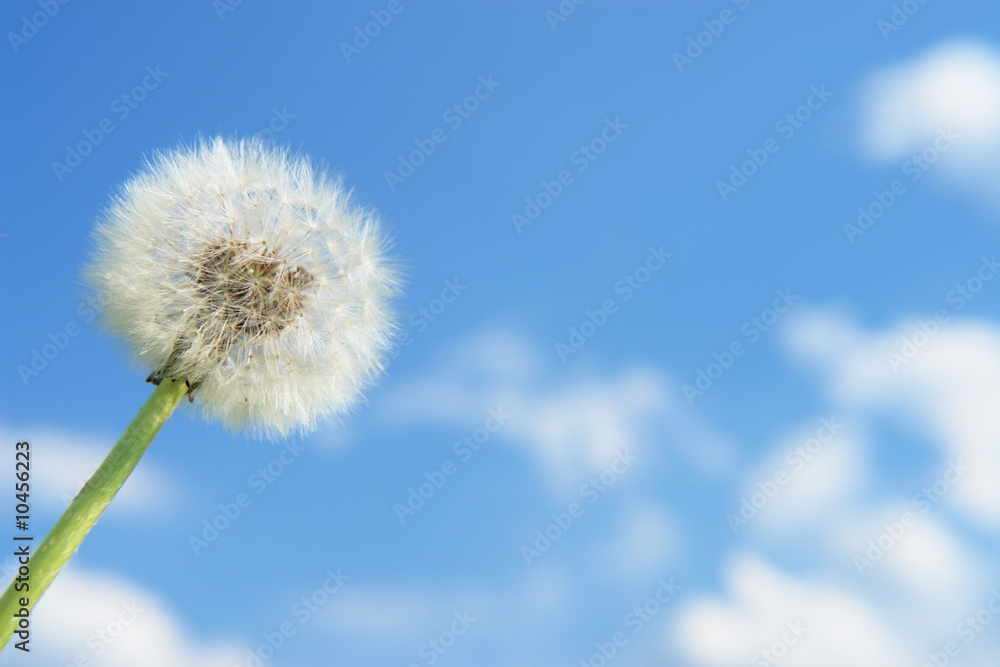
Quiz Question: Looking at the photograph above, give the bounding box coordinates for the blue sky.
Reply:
[3,1,1000,665]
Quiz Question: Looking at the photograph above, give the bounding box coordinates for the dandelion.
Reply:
[0,138,401,647]
[90,137,399,437]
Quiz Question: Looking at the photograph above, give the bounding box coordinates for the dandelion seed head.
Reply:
[87,137,401,439]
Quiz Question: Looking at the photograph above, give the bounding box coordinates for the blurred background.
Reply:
[3,1,1000,665]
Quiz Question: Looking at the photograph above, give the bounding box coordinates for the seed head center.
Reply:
[192,240,314,338]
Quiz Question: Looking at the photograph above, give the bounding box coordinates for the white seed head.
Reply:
[87,137,401,439]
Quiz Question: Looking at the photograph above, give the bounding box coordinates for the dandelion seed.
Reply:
[87,137,401,438]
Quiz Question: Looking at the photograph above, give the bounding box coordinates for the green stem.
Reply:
[0,379,187,651]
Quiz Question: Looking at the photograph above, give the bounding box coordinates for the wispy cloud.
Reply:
[784,307,1000,526]
[5,567,244,667]
[675,553,910,666]
[377,330,735,493]
[858,39,1000,207]
[0,423,178,518]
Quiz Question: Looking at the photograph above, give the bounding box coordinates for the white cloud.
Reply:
[1,568,244,667]
[378,330,734,492]
[864,511,985,610]
[0,423,177,517]
[858,39,1000,206]
[380,331,544,426]
[589,500,680,582]
[740,424,867,541]
[784,308,1000,526]
[319,567,578,665]
[509,366,670,489]
[669,308,1000,666]
[674,554,911,667]
[860,40,1000,159]
[324,586,442,641]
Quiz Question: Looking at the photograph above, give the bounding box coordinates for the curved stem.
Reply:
[0,379,187,651]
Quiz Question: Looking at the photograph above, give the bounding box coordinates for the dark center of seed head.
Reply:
[150,241,314,390]
[192,240,315,337]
